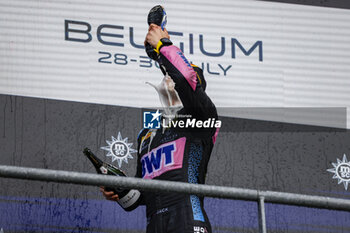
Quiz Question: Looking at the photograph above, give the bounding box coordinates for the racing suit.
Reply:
[136,42,219,233]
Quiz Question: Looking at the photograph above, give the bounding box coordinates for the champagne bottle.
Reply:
[83,148,141,211]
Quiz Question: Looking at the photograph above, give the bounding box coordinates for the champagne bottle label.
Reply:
[117,189,141,209]
[100,166,108,174]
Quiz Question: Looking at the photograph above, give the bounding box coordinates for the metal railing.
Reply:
[1,165,350,233]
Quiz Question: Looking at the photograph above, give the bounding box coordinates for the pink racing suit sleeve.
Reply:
[158,44,218,140]
[159,45,197,91]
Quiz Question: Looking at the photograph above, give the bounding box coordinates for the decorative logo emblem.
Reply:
[143,110,161,129]
[101,132,137,168]
[327,154,350,190]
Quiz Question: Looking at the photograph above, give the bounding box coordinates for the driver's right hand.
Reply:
[100,186,120,201]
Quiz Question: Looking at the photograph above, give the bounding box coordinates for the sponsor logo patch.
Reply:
[141,137,186,179]
[193,226,208,233]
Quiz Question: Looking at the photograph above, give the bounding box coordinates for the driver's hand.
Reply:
[145,24,170,48]
[100,186,120,201]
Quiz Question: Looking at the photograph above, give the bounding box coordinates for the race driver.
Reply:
[101,23,219,233]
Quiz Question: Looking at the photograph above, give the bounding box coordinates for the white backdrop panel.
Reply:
[0,0,349,127]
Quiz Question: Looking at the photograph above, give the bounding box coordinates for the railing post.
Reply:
[258,195,267,233]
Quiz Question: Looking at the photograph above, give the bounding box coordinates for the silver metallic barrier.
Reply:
[1,165,349,233]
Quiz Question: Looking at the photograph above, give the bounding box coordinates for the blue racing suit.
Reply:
[136,42,219,233]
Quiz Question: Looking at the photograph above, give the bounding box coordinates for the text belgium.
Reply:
[65,20,263,62]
